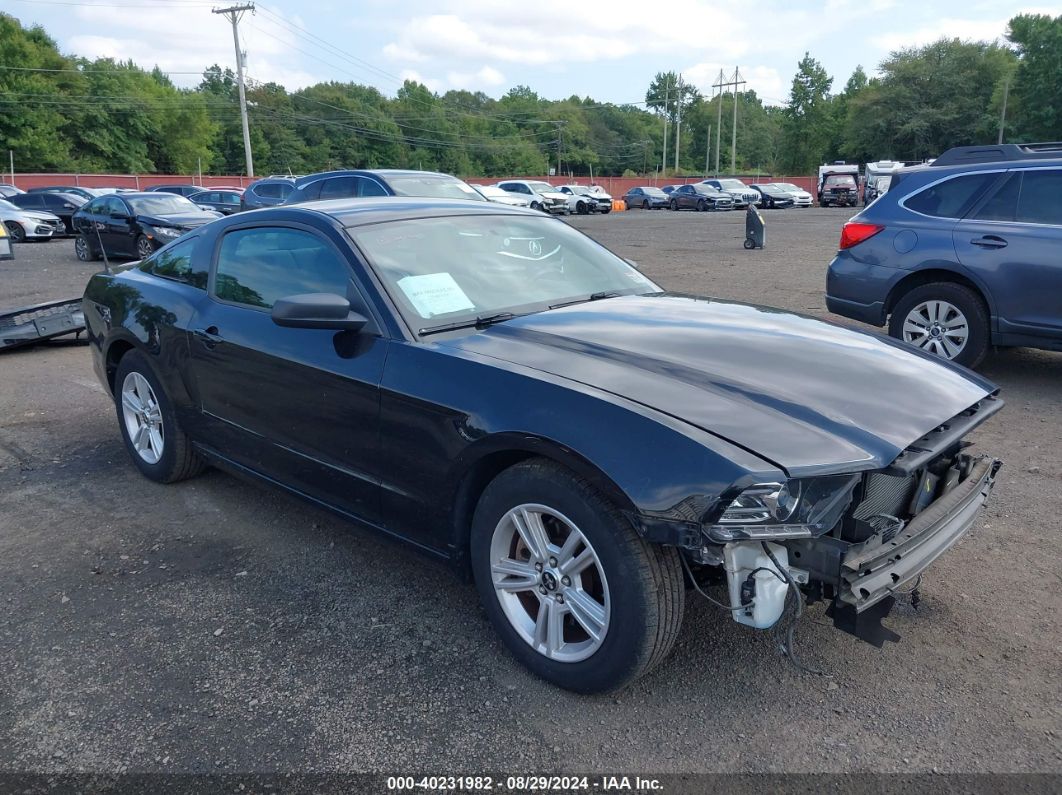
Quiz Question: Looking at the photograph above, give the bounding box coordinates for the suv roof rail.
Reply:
[931,142,1062,167]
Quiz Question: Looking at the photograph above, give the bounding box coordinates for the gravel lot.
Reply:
[1,209,1059,776]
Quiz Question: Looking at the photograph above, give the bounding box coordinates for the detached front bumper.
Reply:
[838,456,1000,612]
[0,298,86,349]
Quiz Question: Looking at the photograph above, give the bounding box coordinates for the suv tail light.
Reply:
[840,222,885,250]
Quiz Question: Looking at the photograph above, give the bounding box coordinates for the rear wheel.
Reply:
[74,234,100,261]
[471,460,685,693]
[4,221,25,243]
[888,282,989,368]
[670,199,679,211]
[114,350,205,483]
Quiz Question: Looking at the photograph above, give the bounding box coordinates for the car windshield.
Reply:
[387,175,485,201]
[528,182,559,194]
[476,185,506,197]
[126,195,200,215]
[642,188,666,197]
[717,179,746,190]
[349,214,660,333]
[566,186,591,195]
[774,183,800,192]
[826,175,856,186]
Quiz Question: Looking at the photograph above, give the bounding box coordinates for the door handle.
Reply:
[193,327,223,347]
[971,235,1007,249]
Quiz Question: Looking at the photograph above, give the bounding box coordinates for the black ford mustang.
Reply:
[82,198,1002,693]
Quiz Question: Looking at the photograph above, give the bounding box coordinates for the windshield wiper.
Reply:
[419,312,517,336]
[549,291,621,310]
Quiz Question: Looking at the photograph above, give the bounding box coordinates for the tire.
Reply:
[642,200,650,210]
[530,201,542,212]
[74,234,100,261]
[4,221,25,243]
[113,350,206,483]
[135,235,154,259]
[576,201,587,215]
[601,208,610,214]
[697,200,707,212]
[743,239,755,250]
[471,459,685,693]
[888,282,990,368]
[819,201,829,208]
[670,199,679,211]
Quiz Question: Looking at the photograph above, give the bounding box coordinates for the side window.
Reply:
[85,199,106,214]
[497,183,514,192]
[297,181,322,201]
[224,192,241,205]
[255,183,280,199]
[1015,170,1062,226]
[214,227,351,310]
[319,177,357,200]
[357,178,388,197]
[144,237,206,289]
[971,173,1020,222]
[905,173,999,219]
[277,182,294,199]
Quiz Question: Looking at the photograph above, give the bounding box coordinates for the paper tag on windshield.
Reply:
[398,273,475,318]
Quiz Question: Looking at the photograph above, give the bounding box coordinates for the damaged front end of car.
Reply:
[662,395,1003,648]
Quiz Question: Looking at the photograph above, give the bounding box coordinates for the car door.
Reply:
[677,185,694,209]
[955,168,1062,340]
[319,177,358,200]
[185,222,387,522]
[102,196,138,255]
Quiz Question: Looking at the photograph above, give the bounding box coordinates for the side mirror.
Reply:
[271,293,367,331]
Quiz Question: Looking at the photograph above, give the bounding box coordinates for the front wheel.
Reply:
[471,460,685,693]
[4,221,25,243]
[135,234,154,259]
[113,350,206,483]
[888,282,989,368]
[697,200,707,212]
[669,200,679,211]
[642,200,650,210]
[530,201,543,212]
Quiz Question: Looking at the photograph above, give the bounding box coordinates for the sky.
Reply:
[5,0,1056,106]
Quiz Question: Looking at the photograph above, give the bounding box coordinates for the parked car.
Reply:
[0,184,24,198]
[622,186,669,210]
[749,184,796,209]
[495,180,569,214]
[241,177,295,211]
[27,186,111,201]
[146,185,204,198]
[770,182,813,207]
[189,189,244,215]
[285,170,485,205]
[668,183,734,212]
[0,198,65,242]
[661,185,680,195]
[556,185,611,214]
[700,178,759,208]
[863,175,893,205]
[72,192,221,261]
[818,167,860,207]
[9,191,86,234]
[473,185,531,207]
[82,196,1002,693]
[827,142,1062,367]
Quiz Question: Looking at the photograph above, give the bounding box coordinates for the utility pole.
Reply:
[731,67,745,174]
[712,70,725,175]
[674,73,683,173]
[998,77,1010,144]
[213,3,255,178]
[705,125,711,177]
[661,76,670,175]
[712,68,745,174]
[642,140,649,176]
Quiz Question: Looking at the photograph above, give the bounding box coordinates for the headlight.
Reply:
[153,226,182,239]
[707,475,860,542]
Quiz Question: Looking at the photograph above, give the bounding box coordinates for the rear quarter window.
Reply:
[141,237,206,289]
[904,172,1000,219]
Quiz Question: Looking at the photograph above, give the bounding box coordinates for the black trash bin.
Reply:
[744,203,765,249]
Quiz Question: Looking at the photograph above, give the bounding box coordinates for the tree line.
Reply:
[1,11,1058,179]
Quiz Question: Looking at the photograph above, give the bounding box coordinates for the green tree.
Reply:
[1006,13,1062,141]
[779,53,834,173]
[645,71,700,127]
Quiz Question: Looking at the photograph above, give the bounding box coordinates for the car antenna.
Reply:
[92,220,112,274]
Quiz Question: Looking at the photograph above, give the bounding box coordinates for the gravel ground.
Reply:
[0,210,1059,776]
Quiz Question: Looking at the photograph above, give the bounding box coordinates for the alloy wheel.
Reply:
[489,503,610,663]
[136,237,154,259]
[121,371,165,464]
[74,235,92,260]
[5,221,25,243]
[902,300,969,360]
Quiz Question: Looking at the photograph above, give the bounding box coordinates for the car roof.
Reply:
[293,169,457,187]
[264,196,541,228]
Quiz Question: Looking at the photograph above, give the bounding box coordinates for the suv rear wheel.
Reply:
[888,282,989,368]
[471,459,685,693]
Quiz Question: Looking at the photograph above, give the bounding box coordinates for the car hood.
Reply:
[13,210,61,221]
[448,294,997,476]
[137,211,219,228]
